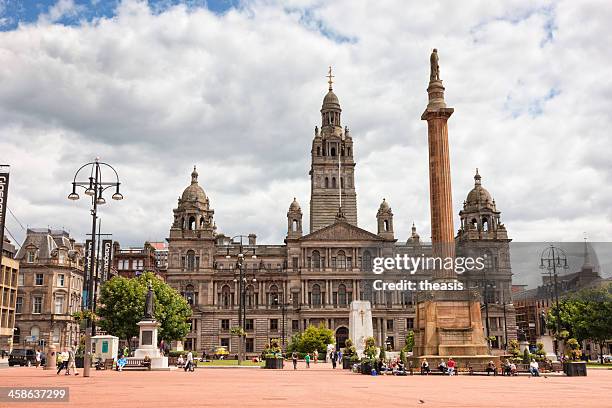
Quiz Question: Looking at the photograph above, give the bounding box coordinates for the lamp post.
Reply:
[225,235,257,365]
[68,158,123,377]
[272,292,292,353]
[539,245,569,356]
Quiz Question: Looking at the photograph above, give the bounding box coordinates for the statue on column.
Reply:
[430,48,440,81]
[144,280,155,319]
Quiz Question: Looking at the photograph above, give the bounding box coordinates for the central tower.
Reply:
[309,68,357,232]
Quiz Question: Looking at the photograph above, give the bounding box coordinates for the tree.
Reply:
[97,272,192,343]
[403,330,414,352]
[364,336,377,359]
[288,324,334,354]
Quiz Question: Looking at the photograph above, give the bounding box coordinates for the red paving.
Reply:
[0,362,611,408]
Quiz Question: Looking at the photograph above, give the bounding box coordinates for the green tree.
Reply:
[403,330,414,352]
[97,272,192,343]
[290,324,334,354]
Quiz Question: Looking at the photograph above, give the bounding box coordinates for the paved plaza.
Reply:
[1,363,611,408]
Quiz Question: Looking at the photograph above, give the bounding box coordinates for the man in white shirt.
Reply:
[184,351,193,372]
[529,359,540,377]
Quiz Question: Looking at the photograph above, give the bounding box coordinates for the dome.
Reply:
[289,197,301,212]
[322,90,340,110]
[465,169,493,206]
[379,198,390,211]
[181,166,207,203]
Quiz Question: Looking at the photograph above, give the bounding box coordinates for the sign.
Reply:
[102,240,113,282]
[0,167,9,254]
[83,239,93,308]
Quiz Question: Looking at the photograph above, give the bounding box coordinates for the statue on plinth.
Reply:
[430,48,440,81]
[144,280,155,320]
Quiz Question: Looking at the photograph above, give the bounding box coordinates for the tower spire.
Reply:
[327,66,334,91]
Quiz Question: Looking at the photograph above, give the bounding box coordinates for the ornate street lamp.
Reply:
[539,245,569,356]
[68,157,123,377]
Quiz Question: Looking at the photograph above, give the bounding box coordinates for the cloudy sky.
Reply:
[1,0,612,267]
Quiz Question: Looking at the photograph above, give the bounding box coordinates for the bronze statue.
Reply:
[144,280,155,319]
[430,48,439,81]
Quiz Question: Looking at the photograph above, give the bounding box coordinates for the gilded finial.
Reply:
[327,66,334,91]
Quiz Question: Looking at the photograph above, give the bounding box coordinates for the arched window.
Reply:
[181,217,185,229]
[246,285,255,308]
[317,146,321,156]
[338,284,347,306]
[200,217,205,228]
[268,285,279,307]
[184,284,195,305]
[331,147,336,157]
[471,218,478,230]
[332,177,336,188]
[384,220,389,231]
[337,250,346,269]
[312,251,321,270]
[361,281,372,302]
[347,147,351,156]
[188,216,196,230]
[186,250,196,271]
[340,178,344,188]
[325,177,329,188]
[311,284,321,307]
[482,217,489,232]
[292,220,298,231]
[221,285,231,309]
[363,250,372,271]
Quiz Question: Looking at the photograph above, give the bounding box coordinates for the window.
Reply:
[337,284,347,306]
[268,285,279,307]
[188,319,197,333]
[337,251,346,269]
[35,274,43,286]
[136,260,144,269]
[52,326,60,343]
[292,320,299,331]
[245,319,254,331]
[33,297,42,314]
[386,319,394,330]
[292,257,298,269]
[311,284,321,307]
[30,326,40,339]
[184,284,195,305]
[54,296,64,314]
[57,274,65,287]
[245,338,254,353]
[332,177,337,188]
[18,273,24,286]
[245,285,256,308]
[186,250,196,270]
[220,338,230,350]
[13,327,20,344]
[270,319,278,331]
[324,177,329,188]
[221,285,232,309]
[406,318,414,329]
[27,251,35,263]
[312,251,321,269]
[386,336,394,351]
[16,297,23,314]
[221,319,230,331]
[362,250,372,271]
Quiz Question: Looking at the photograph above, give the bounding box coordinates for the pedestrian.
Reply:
[338,350,343,365]
[446,357,456,376]
[184,350,194,372]
[67,347,79,376]
[331,350,337,369]
[305,353,311,368]
[35,349,41,368]
[56,348,68,375]
[313,349,318,364]
[292,352,298,370]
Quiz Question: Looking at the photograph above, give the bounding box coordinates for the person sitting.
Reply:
[529,359,540,377]
[394,361,407,376]
[446,358,456,376]
[509,362,517,376]
[486,360,497,376]
[502,359,512,376]
[438,359,447,374]
[117,356,127,372]
[177,355,185,368]
[421,359,430,375]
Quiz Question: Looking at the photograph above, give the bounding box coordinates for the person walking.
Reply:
[292,352,298,370]
[338,350,343,366]
[313,349,318,364]
[67,347,79,376]
[331,350,338,369]
[35,349,41,368]
[185,350,194,372]
[305,353,311,368]
[446,357,456,376]
[56,349,68,375]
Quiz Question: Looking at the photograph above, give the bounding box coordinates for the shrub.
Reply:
[364,337,377,359]
[565,338,582,361]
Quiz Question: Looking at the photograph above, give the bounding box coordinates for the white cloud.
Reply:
[1,0,612,258]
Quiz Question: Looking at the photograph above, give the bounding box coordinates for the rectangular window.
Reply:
[57,274,65,287]
[35,274,43,286]
[16,297,23,313]
[220,338,230,350]
[245,338,254,353]
[136,260,144,269]
[18,273,24,286]
[406,318,414,330]
[292,257,298,269]
[331,257,336,268]
[220,319,230,331]
[27,252,35,263]
[386,319,394,330]
[54,296,64,314]
[245,319,254,331]
[291,320,299,331]
[33,296,42,314]
[347,257,352,268]
[270,319,278,331]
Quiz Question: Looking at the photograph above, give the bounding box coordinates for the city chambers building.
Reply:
[165,77,517,356]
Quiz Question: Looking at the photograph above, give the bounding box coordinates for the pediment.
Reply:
[299,221,386,242]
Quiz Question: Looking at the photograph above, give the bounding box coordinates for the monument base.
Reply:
[349,300,374,358]
[134,318,170,370]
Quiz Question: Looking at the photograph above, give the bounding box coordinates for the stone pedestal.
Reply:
[134,319,170,370]
[349,301,373,358]
[44,344,56,371]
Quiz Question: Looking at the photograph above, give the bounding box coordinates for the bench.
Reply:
[467,363,498,376]
[118,358,151,370]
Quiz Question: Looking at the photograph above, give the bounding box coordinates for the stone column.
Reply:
[421,52,456,280]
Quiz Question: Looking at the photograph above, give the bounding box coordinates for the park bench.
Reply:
[119,358,151,370]
[467,363,498,376]
[103,358,114,370]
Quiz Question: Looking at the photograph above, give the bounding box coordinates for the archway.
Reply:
[336,327,349,349]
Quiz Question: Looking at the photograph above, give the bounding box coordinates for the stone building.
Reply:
[14,229,84,349]
[113,241,164,280]
[165,76,516,355]
[0,238,18,351]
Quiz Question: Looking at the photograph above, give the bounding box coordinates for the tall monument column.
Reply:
[421,48,455,280]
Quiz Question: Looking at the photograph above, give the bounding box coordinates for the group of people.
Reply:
[177,351,195,372]
[420,357,457,375]
[56,347,79,376]
[290,348,344,370]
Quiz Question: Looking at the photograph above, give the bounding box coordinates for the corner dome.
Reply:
[289,197,301,212]
[465,169,493,207]
[379,198,391,211]
[181,166,207,203]
[322,90,341,110]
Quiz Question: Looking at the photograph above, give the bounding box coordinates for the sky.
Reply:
[1,0,612,274]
